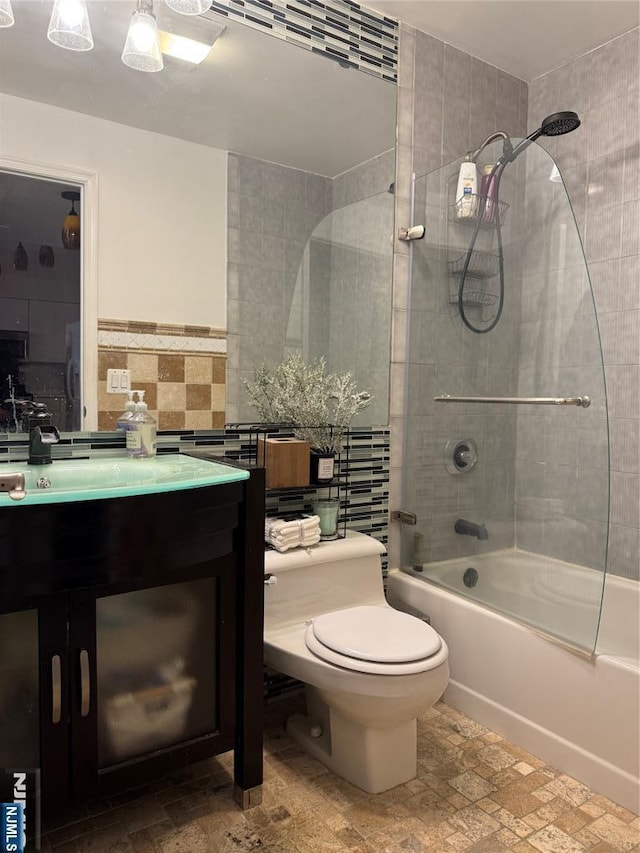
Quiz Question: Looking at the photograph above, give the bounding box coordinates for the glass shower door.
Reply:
[401,138,609,653]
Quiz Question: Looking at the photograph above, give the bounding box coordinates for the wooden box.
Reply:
[257,437,310,489]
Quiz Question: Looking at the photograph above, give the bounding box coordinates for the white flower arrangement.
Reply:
[243,353,372,454]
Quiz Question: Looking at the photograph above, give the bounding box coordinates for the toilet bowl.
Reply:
[264,531,449,793]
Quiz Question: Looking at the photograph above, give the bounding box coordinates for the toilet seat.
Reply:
[304,605,443,675]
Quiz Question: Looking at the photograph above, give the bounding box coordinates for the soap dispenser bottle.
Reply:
[116,391,136,431]
[126,390,157,458]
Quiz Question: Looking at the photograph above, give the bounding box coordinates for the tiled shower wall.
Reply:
[527,27,640,580]
[226,154,332,424]
[322,150,395,425]
[388,23,528,568]
[227,149,395,426]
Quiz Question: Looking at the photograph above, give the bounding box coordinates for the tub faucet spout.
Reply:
[455,518,489,540]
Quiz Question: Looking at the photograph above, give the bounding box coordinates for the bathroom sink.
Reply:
[0,454,249,506]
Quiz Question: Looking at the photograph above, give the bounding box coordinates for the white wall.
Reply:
[0,94,227,329]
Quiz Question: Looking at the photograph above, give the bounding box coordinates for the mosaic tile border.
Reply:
[0,427,390,568]
[98,319,226,354]
[98,331,226,354]
[206,0,398,82]
[98,319,226,339]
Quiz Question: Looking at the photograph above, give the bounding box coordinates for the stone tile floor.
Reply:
[42,700,639,853]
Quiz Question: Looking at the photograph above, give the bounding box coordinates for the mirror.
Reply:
[0,0,396,432]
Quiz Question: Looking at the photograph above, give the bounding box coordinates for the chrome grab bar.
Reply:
[434,395,591,408]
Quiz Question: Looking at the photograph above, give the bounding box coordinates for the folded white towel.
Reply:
[265,515,321,552]
[265,517,320,536]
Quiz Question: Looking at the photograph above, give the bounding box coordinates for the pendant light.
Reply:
[164,0,211,15]
[122,0,163,72]
[0,0,14,28]
[61,191,81,251]
[47,0,93,51]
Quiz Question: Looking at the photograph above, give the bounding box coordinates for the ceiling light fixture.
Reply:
[122,0,164,73]
[159,23,224,63]
[0,0,14,28]
[47,0,93,51]
[165,0,211,15]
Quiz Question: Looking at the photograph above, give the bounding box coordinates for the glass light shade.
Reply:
[164,0,211,15]
[47,0,93,51]
[0,0,14,28]
[122,8,163,72]
[61,195,81,251]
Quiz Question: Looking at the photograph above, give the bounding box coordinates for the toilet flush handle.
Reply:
[264,574,278,586]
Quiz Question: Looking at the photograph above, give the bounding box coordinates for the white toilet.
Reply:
[264,530,449,793]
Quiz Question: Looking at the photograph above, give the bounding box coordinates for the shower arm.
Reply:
[466,131,513,164]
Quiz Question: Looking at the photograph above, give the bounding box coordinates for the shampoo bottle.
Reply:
[116,391,136,431]
[455,157,478,219]
[126,390,157,458]
[480,164,497,223]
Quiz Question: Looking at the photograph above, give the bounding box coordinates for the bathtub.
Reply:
[387,549,640,812]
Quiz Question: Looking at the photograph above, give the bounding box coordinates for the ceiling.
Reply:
[0,1,396,178]
[367,0,640,81]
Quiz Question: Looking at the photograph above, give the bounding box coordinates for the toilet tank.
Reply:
[264,531,387,630]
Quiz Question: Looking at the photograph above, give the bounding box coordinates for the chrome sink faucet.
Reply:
[28,425,60,465]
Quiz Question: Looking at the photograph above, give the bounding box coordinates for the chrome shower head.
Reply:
[540,111,581,136]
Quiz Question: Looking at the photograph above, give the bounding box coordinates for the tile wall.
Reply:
[97,320,227,431]
[0,426,390,569]
[527,26,640,580]
[226,150,395,427]
[388,24,528,569]
[226,153,333,424]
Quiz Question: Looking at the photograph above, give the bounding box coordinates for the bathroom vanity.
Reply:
[0,456,265,820]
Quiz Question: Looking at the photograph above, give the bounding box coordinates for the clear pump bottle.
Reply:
[125,390,157,458]
[116,391,136,431]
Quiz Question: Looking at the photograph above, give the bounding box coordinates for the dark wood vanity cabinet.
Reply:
[0,463,265,823]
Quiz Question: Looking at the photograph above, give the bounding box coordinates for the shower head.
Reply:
[540,111,581,137]
[496,109,581,168]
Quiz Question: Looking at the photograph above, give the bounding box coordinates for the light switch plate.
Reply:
[106,368,131,393]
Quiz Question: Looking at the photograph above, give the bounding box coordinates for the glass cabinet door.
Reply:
[0,610,40,770]
[95,578,220,768]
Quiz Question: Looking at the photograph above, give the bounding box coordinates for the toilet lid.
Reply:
[311,605,442,663]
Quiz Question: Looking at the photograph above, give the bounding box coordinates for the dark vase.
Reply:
[13,242,28,271]
[39,245,55,268]
[310,450,335,484]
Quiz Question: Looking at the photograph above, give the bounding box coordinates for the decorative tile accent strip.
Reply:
[206,0,398,82]
[98,331,227,354]
[98,318,226,339]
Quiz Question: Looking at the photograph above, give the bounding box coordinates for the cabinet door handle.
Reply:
[79,649,91,717]
[51,655,62,724]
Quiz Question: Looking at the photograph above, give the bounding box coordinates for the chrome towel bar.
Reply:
[434,395,591,408]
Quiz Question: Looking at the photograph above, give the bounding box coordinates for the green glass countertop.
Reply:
[0,454,249,506]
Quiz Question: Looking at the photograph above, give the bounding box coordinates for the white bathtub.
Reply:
[387,549,640,812]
